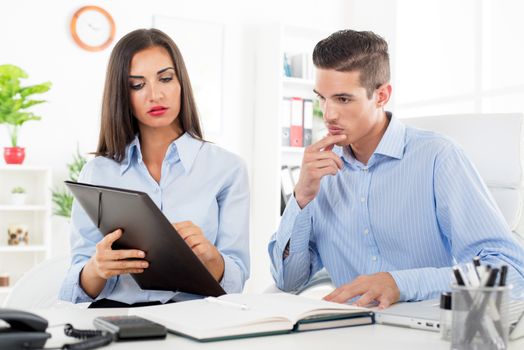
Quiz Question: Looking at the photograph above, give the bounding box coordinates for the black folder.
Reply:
[65,181,226,297]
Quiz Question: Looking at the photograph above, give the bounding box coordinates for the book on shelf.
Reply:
[281,165,294,214]
[130,293,374,342]
[281,98,291,146]
[290,97,304,147]
[303,99,313,146]
[289,166,301,186]
[283,53,292,77]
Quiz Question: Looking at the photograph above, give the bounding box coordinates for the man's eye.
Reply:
[338,97,350,103]
[130,83,145,90]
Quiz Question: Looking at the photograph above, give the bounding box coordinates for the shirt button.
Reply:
[362,168,369,172]
[364,229,369,235]
[155,188,160,193]
[372,256,377,261]
[360,197,366,203]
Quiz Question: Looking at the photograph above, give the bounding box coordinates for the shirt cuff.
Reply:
[276,195,313,254]
[219,254,244,293]
[389,267,454,301]
[60,261,118,303]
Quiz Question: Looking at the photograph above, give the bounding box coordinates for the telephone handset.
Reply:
[0,309,50,349]
[0,308,112,350]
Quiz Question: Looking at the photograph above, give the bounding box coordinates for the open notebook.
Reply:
[130,293,374,341]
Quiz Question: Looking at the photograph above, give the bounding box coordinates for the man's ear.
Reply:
[375,83,392,107]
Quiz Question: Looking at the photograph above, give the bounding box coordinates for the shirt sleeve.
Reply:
[391,144,524,301]
[58,161,118,303]
[268,195,323,292]
[215,160,250,293]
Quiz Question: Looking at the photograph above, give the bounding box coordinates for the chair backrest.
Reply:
[3,255,70,309]
[402,113,524,239]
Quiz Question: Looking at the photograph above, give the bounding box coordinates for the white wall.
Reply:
[0,0,350,292]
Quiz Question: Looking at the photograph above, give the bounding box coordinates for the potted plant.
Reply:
[0,64,51,164]
[52,148,88,218]
[11,186,27,205]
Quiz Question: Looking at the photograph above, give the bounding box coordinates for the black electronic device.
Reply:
[93,315,167,340]
[0,309,50,349]
[0,308,113,350]
[65,181,226,297]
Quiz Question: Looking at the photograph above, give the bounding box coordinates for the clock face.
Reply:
[71,6,115,51]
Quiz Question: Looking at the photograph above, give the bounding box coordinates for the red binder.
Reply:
[290,97,303,147]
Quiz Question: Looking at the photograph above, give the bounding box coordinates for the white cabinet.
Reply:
[0,165,52,305]
[250,24,327,291]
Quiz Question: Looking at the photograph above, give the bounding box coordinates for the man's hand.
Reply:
[294,134,346,209]
[174,221,225,282]
[323,272,400,309]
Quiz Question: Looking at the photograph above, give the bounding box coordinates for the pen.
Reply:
[205,297,250,311]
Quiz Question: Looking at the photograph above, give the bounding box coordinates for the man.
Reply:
[268,29,524,309]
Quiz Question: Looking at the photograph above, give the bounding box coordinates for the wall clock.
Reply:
[70,5,116,52]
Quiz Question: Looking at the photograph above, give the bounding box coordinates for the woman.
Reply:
[59,29,250,307]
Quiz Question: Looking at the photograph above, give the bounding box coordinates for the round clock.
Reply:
[70,5,116,52]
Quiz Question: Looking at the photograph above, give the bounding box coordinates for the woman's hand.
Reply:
[173,221,225,281]
[80,229,148,298]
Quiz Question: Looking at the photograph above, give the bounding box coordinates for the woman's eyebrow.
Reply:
[129,67,175,79]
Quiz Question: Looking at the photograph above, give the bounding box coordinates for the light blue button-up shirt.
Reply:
[60,133,250,304]
[269,114,524,301]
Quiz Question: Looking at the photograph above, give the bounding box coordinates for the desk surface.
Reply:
[34,308,524,350]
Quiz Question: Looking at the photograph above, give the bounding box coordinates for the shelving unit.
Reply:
[250,24,328,291]
[0,165,52,305]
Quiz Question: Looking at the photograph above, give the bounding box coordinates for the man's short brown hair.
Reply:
[313,30,390,99]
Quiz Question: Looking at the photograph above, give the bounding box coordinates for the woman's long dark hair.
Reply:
[96,28,203,162]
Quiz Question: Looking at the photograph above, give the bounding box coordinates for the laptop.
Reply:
[65,181,226,297]
[375,298,524,340]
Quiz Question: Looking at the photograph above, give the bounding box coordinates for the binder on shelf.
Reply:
[303,99,313,146]
[290,97,303,147]
[283,53,292,77]
[289,166,301,187]
[289,53,305,78]
[280,165,294,215]
[281,98,291,147]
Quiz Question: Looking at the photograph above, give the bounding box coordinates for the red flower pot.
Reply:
[4,147,25,164]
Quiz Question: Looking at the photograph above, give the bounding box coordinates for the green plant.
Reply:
[313,99,323,119]
[52,148,88,218]
[0,64,52,147]
[11,186,26,194]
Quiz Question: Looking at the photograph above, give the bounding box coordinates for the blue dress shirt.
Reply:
[60,132,250,304]
[269,115,524,301]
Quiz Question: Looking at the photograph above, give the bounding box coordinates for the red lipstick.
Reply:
[148,106,168,117]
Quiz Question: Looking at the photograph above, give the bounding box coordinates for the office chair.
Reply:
[3,255,72,309]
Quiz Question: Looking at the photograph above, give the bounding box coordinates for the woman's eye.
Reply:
[130,82,145,90]
[160,76,173,83]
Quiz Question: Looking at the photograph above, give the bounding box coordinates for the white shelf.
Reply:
[0,287,13,294]
[0,205,49,211]
[0,165,50,172]
[0,245,47,252]
[282,146,305,153]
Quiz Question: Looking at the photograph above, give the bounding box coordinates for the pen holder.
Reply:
[451,285,511,350]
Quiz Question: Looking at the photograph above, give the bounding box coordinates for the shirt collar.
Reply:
[170,132,202,175]
[338,112,406,166]
[120,132,202,175]
[373,112,406,160]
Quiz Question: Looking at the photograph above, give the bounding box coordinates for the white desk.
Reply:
[33,308,524,350]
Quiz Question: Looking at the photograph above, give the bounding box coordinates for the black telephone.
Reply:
[0,308,112,350]
[0,309,50,349]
